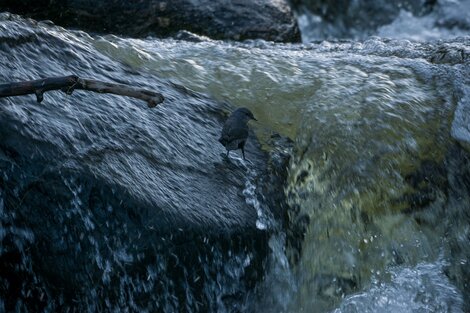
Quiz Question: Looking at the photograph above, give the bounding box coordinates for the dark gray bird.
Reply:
[218,107,257,160]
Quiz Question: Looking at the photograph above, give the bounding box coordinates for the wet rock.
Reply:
[0,0,301,42]
[400,160,448,214]
[0,16,289,311]
[430,44,468,65]
[260,133,294,222]
[257,134,309,264]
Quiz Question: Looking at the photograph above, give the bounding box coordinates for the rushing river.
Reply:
[1,2,470,312]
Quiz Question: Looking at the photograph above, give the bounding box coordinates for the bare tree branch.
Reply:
[0,75,164,108]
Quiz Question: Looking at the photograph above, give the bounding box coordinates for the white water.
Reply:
[298,0,470,42]
[378,7,469,41]
[333,259,464,313]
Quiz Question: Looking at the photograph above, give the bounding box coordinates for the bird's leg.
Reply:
[226,150,230,157]
[241,146,246,160]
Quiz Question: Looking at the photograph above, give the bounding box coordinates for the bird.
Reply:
[218,107,257,160]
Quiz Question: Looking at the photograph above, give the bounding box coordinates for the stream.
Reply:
[1,1,470,312]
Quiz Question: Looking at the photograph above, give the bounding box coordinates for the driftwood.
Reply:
[0,75,164,108]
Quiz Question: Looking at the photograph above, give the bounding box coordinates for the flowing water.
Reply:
[1,3,470,313]
[297,0,470,42]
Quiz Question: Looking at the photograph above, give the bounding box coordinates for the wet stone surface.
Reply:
[0,16,292,311]
[0,0,300,42]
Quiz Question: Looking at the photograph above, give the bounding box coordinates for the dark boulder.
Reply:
[0,15,289,312]
[0,0,301,42]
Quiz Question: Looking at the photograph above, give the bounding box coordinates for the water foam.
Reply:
[333,259,464,313]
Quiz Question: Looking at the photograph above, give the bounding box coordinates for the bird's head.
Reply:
[234,107,257,122]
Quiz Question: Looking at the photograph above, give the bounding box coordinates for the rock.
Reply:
[0,15,291,311]
[430,44,467,65]
[0,0,301,42]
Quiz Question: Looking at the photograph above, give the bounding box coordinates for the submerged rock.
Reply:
[0,0,301,42]
[277,37,470,312]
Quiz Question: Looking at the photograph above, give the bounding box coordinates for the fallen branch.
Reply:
[0,75,164,108]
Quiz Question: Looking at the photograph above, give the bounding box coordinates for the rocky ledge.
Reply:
[0,0,301,42]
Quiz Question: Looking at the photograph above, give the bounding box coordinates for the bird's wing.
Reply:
[222,124,249,142]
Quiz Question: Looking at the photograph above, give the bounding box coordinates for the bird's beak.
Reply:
[252,117,258,121]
